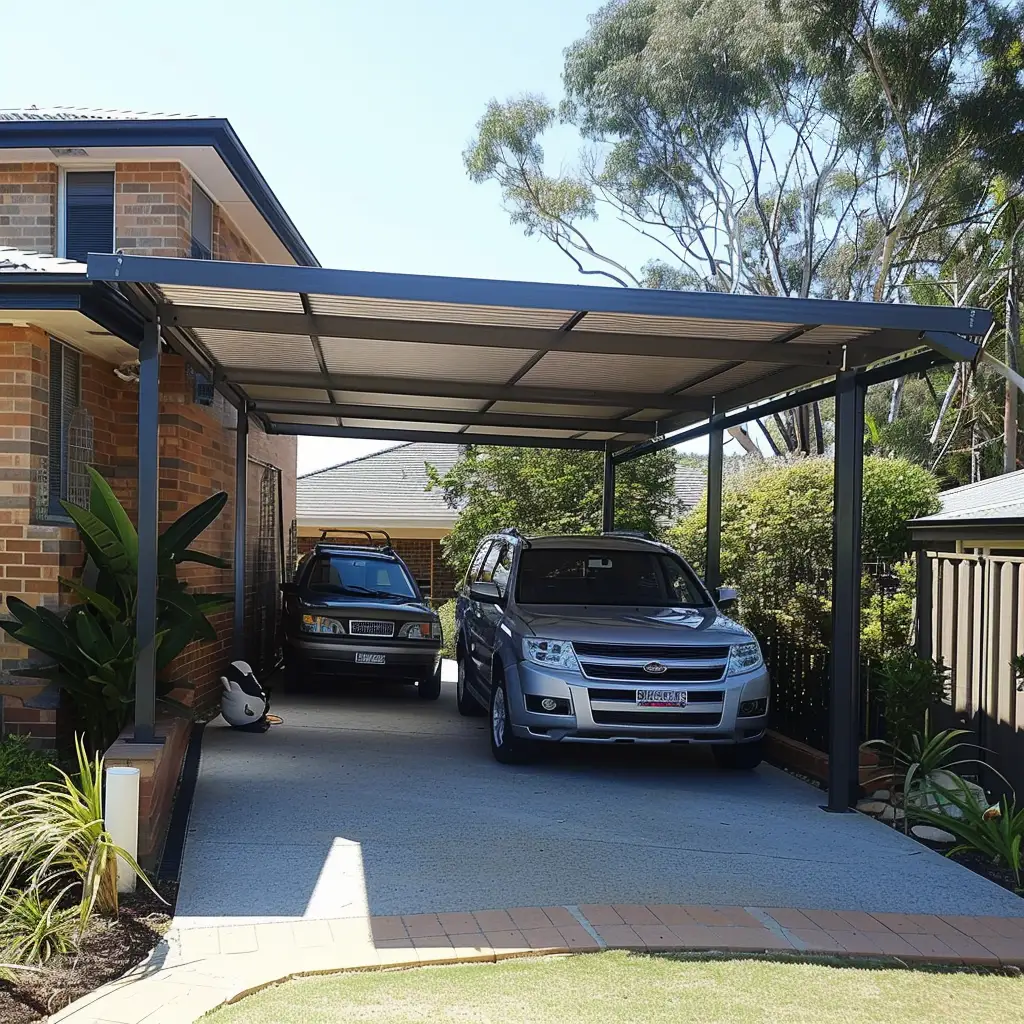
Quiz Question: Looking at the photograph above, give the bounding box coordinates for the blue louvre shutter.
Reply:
[65,172,114,263]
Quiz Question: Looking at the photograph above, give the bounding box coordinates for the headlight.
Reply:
[301,614,345,635]
[522,637,579,672]
[399,621,442,640]
[728,641,763,675]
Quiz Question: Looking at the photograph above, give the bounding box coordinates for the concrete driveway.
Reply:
[173,663,1024,927]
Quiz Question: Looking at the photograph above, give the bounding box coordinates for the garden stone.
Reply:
[871,789,890,801]
[856,800,887,815]
[911,824,956,844]
[905,771,986,820]
[879,805,905,823]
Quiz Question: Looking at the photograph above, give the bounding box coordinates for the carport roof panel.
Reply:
[86,253,991,447]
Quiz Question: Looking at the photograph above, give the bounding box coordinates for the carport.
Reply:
[16,252,993,809]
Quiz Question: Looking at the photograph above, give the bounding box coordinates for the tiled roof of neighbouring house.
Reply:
[297,442,462,526]
[0,247,86,274]
[912,468,1024,523]
[0,107,206,121]
[674,465,706,512]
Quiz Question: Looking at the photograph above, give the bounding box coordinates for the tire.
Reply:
[456,654,485,717]
[713,740,764,770]
[418,661,442,701]
[489,672,530,764]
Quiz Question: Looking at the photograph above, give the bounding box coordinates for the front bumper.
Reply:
[505,660,769,744]
[286,637,440,678]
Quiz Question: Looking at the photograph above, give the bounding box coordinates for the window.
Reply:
[191,183,213,259]
[306,554,417,599]
[47,339,81,517]
[515,548,710,607]
[491,545,514,599]
[465,542,492,587]
[64,172,114,263]
[478,543,503,584]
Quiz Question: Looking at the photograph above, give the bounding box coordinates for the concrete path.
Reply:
[174,661,1024,925]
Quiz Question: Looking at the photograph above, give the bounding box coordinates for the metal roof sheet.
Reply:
[912,469,1024,524]
[0,247,86,274]
[84,253,989,452]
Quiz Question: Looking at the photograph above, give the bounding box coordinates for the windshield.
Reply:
[516,548,709,607]
[305,554,417,599]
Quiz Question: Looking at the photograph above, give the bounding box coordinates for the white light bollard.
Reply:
[104,766,140,893]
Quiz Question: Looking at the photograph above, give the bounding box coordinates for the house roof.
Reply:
[674,465,705,510]
[0,110,317,267]
[297,442,461,528]
[912,469,1024,525]
[0,247,85,274]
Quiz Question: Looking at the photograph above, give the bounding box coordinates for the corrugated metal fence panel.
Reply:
[926,552,1024,797]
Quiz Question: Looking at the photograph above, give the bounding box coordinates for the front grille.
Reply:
[588,688,724,703]
[581,664,724,682]
[573,642,730,660]
[349,620,395,637]
[591,710,722,727]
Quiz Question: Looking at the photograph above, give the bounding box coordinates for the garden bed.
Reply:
[0,879,175,1024]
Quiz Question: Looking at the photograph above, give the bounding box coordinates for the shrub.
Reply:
[873,650,950,753]
[0,888,78,971]
[0,737,58,794]
[437,600,456,659]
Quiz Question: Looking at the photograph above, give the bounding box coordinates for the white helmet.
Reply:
[220,660,268,728]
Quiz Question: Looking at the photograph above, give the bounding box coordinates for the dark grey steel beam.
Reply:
[91,252,991,338]
[250,398,657,436]
[134,316,161,744]
[162,304,889,365]
[233,405,248,662]
[827,369,865,812]
[602,444,616,532]
[265,421,611,450]
[231,368,713,413]
[705,415,724,592]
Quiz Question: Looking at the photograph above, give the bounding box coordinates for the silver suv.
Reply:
[455,530,769,768]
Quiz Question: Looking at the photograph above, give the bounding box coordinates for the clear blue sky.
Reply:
[4,0,721,472]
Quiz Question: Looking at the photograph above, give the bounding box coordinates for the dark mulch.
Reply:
[945,847,1021,896]
[0,879,176,1024]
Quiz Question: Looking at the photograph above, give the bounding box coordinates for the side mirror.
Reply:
[716,586,739,606]
[469,581,501,602]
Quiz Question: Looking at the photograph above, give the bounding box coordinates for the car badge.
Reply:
[643,662,668,675]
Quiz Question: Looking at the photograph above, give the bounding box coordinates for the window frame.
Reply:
[58,167,115,261]
[45,338,82,520]
[190,181,214,260]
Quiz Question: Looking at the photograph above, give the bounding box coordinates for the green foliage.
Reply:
[427,446,678,574]
[667,456,939,647]
[873,650,950,754]
[0,887,78,972]
[0,737,58,794]
[909,778,1024,890]
[0,737,158,942]
[861,560,916,659]
[2,468,230,752]
[437,600,456,660]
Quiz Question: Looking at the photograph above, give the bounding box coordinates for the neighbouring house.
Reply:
[910,469,1024,797]
[0,109,313,772]
[297,444,707,602]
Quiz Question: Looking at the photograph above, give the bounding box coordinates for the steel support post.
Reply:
[827,369,865,811]
[134,317,160,744]
[233,404,248,662]
[705,415,725,593]
[602,444,616,532]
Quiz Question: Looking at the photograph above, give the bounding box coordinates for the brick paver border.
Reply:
[49,904,1024,1023]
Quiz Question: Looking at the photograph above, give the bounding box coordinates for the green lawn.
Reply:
[203,950,1024,1024]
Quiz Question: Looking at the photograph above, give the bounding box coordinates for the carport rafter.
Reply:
[162,304,904,367]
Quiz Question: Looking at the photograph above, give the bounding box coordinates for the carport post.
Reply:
[233,404,248,662]
[705,414,724,593]
[602,442,615,532]
[134,316,160,744]
[827,368,865,811]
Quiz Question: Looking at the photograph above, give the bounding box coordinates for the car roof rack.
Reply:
[601,530,655,541]
[317,528,393,552]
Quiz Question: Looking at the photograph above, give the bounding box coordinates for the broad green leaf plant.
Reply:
[3,467,231,751]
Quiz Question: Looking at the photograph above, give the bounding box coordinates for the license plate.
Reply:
[636,689,688,707]
[355,652,386,665]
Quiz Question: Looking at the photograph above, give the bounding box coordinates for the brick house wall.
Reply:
[296,535,458,602]
[0,157,300,743]
[0,163,57,252]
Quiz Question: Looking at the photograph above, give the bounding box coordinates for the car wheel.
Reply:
[489,672,529,764]
[417,661,442,701]
[713,740,764,770]
[456,655,484,716]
